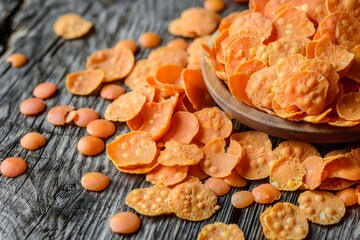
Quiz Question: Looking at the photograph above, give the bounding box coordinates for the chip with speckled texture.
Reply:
[260,202,309,239]
[146,164,188,186]
[169,180,219,221]
[125,185,172,216]
[197,222,245,240]
[298,190,346,225]
[273,140,320,162]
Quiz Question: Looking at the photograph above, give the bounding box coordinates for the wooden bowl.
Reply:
[202,57,360,144]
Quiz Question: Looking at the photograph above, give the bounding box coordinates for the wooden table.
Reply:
[0,0,359,239]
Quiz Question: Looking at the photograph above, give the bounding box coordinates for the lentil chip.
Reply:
[65,70,104,95]
[168,180,219,221]
[298,190,346,225]
[157,141,203,167]
[197,222,245,240]
[146,164,188,186]
[269,157,306,191]
[319,177,357,191]
[104,91,146,122]
[106,131,157,168]
[260,202,309,239]
[125,185,172,216]
[53,13,93,39]
[273,140,320,162]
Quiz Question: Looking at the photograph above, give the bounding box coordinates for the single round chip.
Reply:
[86,47,135,82]
[168,180,219,221]
[302,156,325,190]
[197,222,245,240]
[106,131,157,168]
[104,91,146,122]
[231,131,276,180]
[157,141,203,166]
[273,140,320,162]
[336,92,360,121]
[65,70,104,95]
[53,13,93,39]
[125,60,154,90]
[125,185,172,216]
[270,157,306,191]
[194,107,233,144]
[298,190,346,225]
[260,202,309,239]
[147,47,188,69]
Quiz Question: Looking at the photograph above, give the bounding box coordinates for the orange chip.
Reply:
[231,131,276,180]
[146,164,188,186]
[86,47,135,82]
[104,91,146,122]
[228,73,254,107]
[218,12,242,32]
[302,156,325,190]
[336,92,360,121]
[182,69,216,110]
[115,157,159,174]
[168,7,221,38]
[266,39,306,66]
[298,190,346,225]
[157,141,203,166]
[260,202,309,240]
[315,37,354,73]
[323,148,360,181]
[249,0,270,12]
[285,0,329,24]
[272,7,315,41]
[53,13,93,39]
[305,39,319,59]
[273,140,321,162]
[65,70,104,95]
[197,222,245,240]
[229,11,273,41]
[138,98,175,141]
[154,64,184,90]
[124,60,153,90]
[106,131,157,168]
[168,180,219,221]
[193,107,233,144]
[300,58,339,105]
[319,177,357,191]
[347,45,360,82]
[269,157,306,191]
[317,12,360,50]
[284,70,329,115]
[161,111,199,143]
[246,66,276,111]
[326,0,360,19]
[125,185,172,216]
[200,138,242,178]
[147,47,188,69]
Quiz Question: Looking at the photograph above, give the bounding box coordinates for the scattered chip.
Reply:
[146,164,188,186]
[260,202,309,239]
[168,180,219,221]
[197,222,245,240]
[273,140,320,162]
[125,185,172,216]
[53,13,93,39]
[157,141,203,166]
[298,190,346,225]
[65,70,104,95]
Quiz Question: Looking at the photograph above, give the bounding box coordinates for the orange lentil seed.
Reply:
[6,53,28,68]
[33,82,57,99]
[73,108,99,128]
[100,84,125,100]
[19,98,46,116]
[20,132,47,150]
[86,119,116,138]
[166,38,189,50]
[138,32,161,49]
[0,157,27,178]
[335,188,358,207]
[109,212,141,234]
[77,136,105,156]
[231,191,255,209]
[204,177,231,196]
[81,172,110,191]
[251,183,281,204]
[203,0,226,12]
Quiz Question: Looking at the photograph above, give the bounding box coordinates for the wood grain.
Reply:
[0,0,359,240]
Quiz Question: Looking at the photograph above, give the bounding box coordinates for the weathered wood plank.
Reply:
[0,0,359,240]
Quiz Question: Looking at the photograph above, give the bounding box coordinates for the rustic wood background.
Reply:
[0,0,359,239]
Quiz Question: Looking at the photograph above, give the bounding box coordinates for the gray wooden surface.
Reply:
[0,0,359,239]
